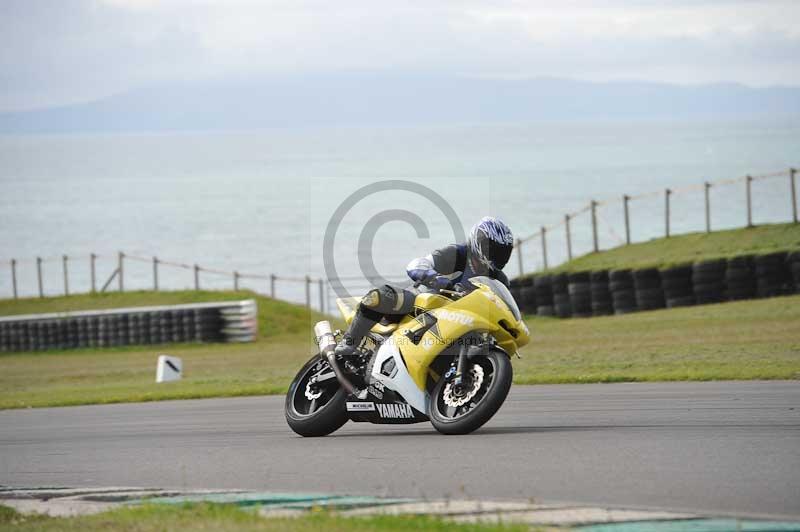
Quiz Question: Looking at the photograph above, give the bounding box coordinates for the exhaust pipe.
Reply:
[314,321,355,394]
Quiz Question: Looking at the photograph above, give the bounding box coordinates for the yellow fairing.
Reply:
[337,282,530,392]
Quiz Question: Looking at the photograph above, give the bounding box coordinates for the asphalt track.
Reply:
[1,381,798,520]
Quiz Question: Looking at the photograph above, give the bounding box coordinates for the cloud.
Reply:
[1,0,799,110]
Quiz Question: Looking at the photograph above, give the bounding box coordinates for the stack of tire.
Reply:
[551,273,572,318]
[590,270,613,316]
[519,277,537,314]
[725,255,756,301]
[754,251,791,298]
[534,275,555,317]
[633,268,665,311]
[609,269,637,314]
[692,259,726,305]
[0,305,230,352]
[567,272,592,318]
[660,264,694,308]
[789,251,800,293]
[509,247,800,322]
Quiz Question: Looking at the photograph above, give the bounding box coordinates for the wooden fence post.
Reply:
[318,279,324,313]
[90,253,97,293]
[623,194,631,245]
[270,274,276,298]
[746,175,753,227]
[305,275,311,309]
[62,254,69,296]
[665,188,671,238]
[516,239,524,277]
[540,226,548,270]
[591,200,599,252]
[234,271,239,291]
[118,251,124,292]
[153,257,159,291]
[791,168,798,224]
[565,214,572,260]
[36,257,43,298]
[194,264,200,290]
[11,259,17,299]
[704,182,711,233]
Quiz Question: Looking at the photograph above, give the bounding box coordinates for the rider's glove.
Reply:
[430,275,453,290]
[421,269,452,290]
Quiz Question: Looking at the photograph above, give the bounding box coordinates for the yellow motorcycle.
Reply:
[285,276,530,436]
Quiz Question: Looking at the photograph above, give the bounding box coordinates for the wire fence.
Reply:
[514,167,798,276]
[1,251,329,313]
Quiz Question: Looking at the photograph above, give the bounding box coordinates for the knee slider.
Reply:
[360,288,382,309]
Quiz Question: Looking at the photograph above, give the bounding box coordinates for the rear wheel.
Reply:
[429,349,512,435]
[285,354,348,437]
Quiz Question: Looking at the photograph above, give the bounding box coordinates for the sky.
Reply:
[1,0,799,112]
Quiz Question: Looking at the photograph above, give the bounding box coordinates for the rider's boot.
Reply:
[333,307,380,360]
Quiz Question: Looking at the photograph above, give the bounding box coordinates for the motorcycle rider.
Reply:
[334,216,514,358]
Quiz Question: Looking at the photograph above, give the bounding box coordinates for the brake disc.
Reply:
[442,364,485,408]
[305,377,323,401]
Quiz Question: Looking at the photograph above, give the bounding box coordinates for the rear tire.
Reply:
[285,354,348,437]
[429,349,512,435]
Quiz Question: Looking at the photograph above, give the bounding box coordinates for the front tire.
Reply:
[285,354,348,437]
[429,349,512,435]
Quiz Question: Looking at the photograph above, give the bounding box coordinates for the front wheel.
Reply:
[285,354,348,437]
[428,349,512,435]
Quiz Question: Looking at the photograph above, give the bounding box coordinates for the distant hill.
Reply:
[2,73,799,133]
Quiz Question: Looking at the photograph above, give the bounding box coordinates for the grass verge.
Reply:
[542,222,800,274]
[0,503,528,531]
[516,294,800,383]
[1,289,799,409]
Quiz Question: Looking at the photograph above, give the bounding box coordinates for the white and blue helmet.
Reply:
[468,216,514,271]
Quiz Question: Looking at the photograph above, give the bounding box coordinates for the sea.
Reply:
[1,119,798,306]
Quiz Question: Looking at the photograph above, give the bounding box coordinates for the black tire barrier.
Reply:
[0,300,257,353]
[609,268,634,287]
[509,248,799,321]
[536,305,555,317]
[532,274,555,316]
[612,292,637,314]
[590,270,613,316]
[568,272,592,318]
[609,269,637,314]
[534,274,554,305]
[660,264,694,306]
[553,294,572,318]
[789,251,800,293]
[633,268,665,310]
[693,257,727,274]
[755,251,791,298]
[519,277,537,314]
[666,296,696,308]
[725,254,756,300]
[692,259,726,305]
[551,273,571,318]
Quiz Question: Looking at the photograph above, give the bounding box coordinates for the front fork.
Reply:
[451,342,486,388]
